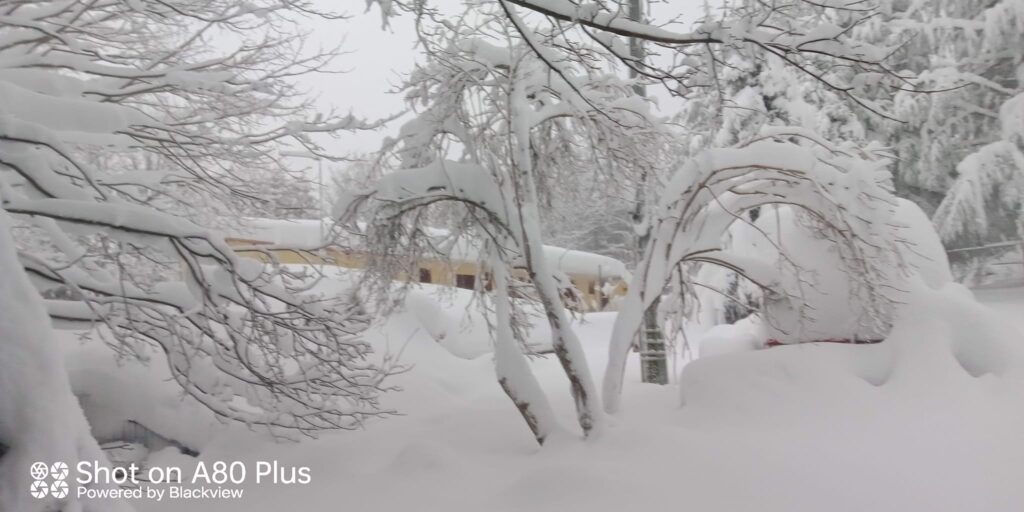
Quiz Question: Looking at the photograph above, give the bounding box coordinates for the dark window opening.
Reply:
[455,274,475,290]
[419,268,432,283]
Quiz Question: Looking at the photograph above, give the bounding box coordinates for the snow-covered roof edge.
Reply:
[225,218,631,279]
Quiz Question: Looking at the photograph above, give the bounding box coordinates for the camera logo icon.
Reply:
[29,462,70,499]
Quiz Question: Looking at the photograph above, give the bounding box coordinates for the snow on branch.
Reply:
[602,128,908,412]
[498,0,907,120]
[0,0,398,439]
[933,93,1024,246]
[342,14,670,441]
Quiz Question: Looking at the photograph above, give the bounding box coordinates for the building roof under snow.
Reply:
[226,218,631,280]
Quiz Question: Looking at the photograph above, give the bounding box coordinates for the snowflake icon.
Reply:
[50,480,69,499]
[30,480,49,499]
[50,462,69,481]
[30,462,49,481]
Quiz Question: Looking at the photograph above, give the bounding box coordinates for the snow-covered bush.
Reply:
[602,128,916,411]
[701,198,951,351]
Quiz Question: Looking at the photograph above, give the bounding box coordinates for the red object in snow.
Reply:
[764,338,884,348]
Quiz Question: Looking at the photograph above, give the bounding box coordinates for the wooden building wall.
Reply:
[225,239,627,312]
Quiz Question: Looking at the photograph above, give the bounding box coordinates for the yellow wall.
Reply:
[225,238,628,312]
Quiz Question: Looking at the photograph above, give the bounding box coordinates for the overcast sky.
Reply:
[299,1,709,160]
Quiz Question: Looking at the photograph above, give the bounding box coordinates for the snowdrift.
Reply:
[133,285,1024,512]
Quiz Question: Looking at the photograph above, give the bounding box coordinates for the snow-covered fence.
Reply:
[946,241,1024,288]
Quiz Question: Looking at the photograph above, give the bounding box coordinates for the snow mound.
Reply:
[696,315,763,358]
[273,264,533,359]
[401,284,557,359]
[706,199,951,347]
[681,284,1024,424]
[892,198,952,288]
[62,335,218,453]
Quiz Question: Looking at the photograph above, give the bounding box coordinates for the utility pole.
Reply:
[628,0,668,385]
[318,157,325,242]
[628,0,646,97]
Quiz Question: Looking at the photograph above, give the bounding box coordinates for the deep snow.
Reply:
[975,286,1024,333]
[99,283,1024,512]
[0,213,130,512]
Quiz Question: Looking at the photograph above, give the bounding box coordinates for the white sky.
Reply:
[299,1,710,159]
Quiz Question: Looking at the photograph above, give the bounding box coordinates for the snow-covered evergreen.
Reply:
[859,0,1024,240]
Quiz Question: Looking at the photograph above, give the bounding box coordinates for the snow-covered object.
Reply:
[0,215,129,512]
[61,334,218,454]
[603,129,911,412]
[260,264,554,360]
[696,315,763,358]
[738,200,950,345]
[892,198,953,288]
[542,246,630,281]
[230,218,332,249]
[403,283,554,359]
[695,198,951,363]
[229,218,631,281]
[682,283,1024,412]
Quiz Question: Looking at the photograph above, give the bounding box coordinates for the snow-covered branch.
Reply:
[0,2,397,482]
[602,130,908,412]
[343,13,666,442]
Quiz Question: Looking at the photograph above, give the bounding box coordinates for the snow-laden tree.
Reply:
[232,165,319,219]
[340,4,666,443]
[669,1,877,158]
[484,0,903,115]
[0,214,133,512]
[933,93,1024,248]
[664,3,882,325]
[359,0,917,423]
[602,128,911,412]
[673,47,872,160]
[471,0,916,411]
[543,200,637,266]
[854,0,1024,221]
[0,2,395,508]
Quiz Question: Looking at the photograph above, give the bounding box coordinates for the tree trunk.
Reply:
[510,85,603,437]
[628,0,669,387]
[489,252,563,445]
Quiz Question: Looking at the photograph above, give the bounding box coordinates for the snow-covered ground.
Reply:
[110,284,1024,512]
[975,286,1024,333]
